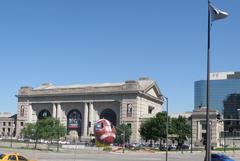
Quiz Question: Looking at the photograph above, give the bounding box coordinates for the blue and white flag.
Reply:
[209,4,229,21]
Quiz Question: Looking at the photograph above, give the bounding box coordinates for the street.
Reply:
[0,148,239,161]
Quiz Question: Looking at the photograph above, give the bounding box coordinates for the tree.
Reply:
[115,124,132,144]
[139,112,170,146]
[154,112,169,140]
[37,117,67,141]
[20,123,36,140]
[171,116,191,147]
[139,118,156,143]
[20,117,67,149]
[20,122,38,148]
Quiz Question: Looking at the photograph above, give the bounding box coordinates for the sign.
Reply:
[68,111,81,129]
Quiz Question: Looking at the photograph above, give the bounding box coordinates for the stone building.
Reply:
[191,107,223,148]
[16,78,163,143]
[0,112,16,138]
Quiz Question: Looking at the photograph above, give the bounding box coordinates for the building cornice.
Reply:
[16,90,140,98]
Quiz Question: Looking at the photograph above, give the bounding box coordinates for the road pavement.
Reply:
[0,148,239,161]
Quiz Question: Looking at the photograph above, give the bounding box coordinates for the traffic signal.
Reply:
[202,133,207,145]
[203,138,207,145]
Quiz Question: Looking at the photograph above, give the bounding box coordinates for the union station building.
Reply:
[16,78,163,142]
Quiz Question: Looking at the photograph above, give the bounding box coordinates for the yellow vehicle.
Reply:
[0,153,36,161]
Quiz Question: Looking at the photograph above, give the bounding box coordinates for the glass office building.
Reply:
[194,72,240,113]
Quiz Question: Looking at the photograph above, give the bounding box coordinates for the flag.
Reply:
[209,4,229,21]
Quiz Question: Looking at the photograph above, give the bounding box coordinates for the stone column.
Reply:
[52,104,56,118]
[198,121,201,140]
[28,103,32,123]
[88,102,94,135]
[119,101,123,124]
[83,102,88,137]
[57,103,62,120]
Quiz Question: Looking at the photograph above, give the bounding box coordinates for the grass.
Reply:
[213,147,240,151]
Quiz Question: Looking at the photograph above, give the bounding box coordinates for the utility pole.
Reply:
[190,116,193,153]
[161,95,169,161]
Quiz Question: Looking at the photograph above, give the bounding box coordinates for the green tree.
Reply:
[139,112,170,146]
[20,117,67,149]
[20,123,38,148]
[155,112,172,147]
[115,124,132,144]
[154,112,169,140]
[20,123,36,140]
[171,116,191,145]
[37,117,67,141]
[139,118,155,142]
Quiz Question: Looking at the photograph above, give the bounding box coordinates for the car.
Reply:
[0,153,36,161]
[159,145,168,151]
[211,153,234,161]
[58,140,70,145]
[159,145,176,151]
[168,145,176,151]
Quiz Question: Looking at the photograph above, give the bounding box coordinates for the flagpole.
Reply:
[205,0,211,161]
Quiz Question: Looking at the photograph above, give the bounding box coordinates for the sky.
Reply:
[0,0,239,114]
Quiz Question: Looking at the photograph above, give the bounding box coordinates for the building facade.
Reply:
[191,107,223,148]
[0,113,16,138]
[16,78,163,143]
[195,71,240,113]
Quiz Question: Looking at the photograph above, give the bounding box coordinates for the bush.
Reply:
[103,146,112,152]
[95,140,108,147]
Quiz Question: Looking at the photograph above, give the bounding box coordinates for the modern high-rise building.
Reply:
[194,71,240,113]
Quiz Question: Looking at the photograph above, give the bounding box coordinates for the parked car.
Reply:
[125,143,141,149]
[159,145,177,151]
[168,145,176,150]
[58,140,70,144]
[211,153,234,161]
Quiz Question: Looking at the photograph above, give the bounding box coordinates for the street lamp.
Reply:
[116,125,126,154]
[161,95,168,161]
[10,124,15,148]
[190,116,193,153]
[121,132,125,153]
[237,109,240,121]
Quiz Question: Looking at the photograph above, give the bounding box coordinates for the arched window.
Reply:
[38,110,51,120]
[100,108,117,126]
[67,110,81,129]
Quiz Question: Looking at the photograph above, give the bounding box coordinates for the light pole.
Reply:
[205,1,228,160]
[121,132,125,153]
[190,116,193,153]
[238,109,240,124]
[224,131,226,152]
[10,132,12,148]
[116,125,126,154]
[161,95,168,161]
[205,1,212,161]
[10,124,15,148]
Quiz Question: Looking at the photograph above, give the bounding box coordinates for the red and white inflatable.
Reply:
[94,119,116,145]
